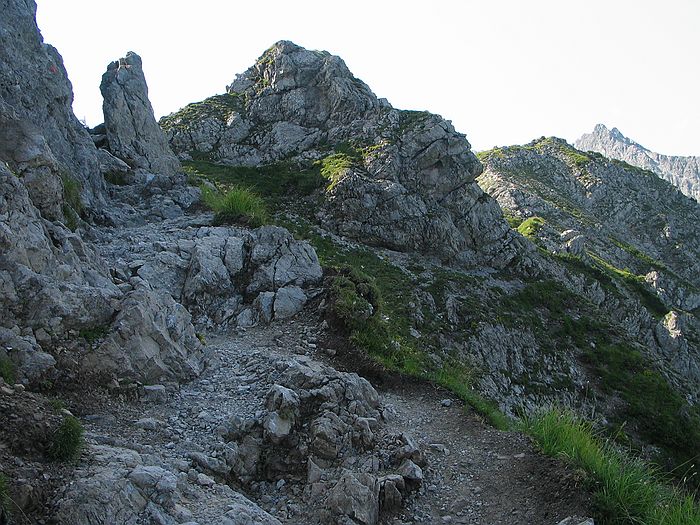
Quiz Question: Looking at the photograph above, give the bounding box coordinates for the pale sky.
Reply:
[36,0,699,156]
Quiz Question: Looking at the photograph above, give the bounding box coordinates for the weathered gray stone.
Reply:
[273,285,307,319]
[100,52,180,176]
[85,286,204,383]
[0,0,103,207]
[327,471,380,525]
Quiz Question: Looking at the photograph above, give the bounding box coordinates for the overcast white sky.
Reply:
[36,0,699,156]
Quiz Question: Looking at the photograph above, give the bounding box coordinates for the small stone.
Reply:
[136,417,159,431]
[143,384,168,402]
[440,399,452,407]
[197,473,215,486]
[13,383,25,392]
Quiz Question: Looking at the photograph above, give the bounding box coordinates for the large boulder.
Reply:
[84,285,205,383]
[100,51,180,177]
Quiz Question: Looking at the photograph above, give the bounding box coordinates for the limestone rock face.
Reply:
[575,124,700,202]
[0,165,120,370]
[0,0,103,208]
[162,41,521,267]
[84,285,204,383]
[101,52,180,176]
[53,444,281,525]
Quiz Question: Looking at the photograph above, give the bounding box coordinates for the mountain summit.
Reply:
[575,124,700,202]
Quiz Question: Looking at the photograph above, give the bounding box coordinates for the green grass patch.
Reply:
[0,356,15,384]
[184,160,324,205]
[523,408,700,525]
[201,185,269,227]
[60,172,83,231]
[48,416,84,461]
[517,216,546,239]
[319,153,357,190]
[503,213,523,229]
[583,343,700,473]
[282,219,508,425]
[433,363,511,430]
[79,326,109,344]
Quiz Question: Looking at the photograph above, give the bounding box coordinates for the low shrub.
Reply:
[48,416,84,461]
[327,266,381,332]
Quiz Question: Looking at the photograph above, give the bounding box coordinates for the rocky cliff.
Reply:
[575,124,700,202]
[161,41,522,267]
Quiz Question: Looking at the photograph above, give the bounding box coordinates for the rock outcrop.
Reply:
[100,51,180,177]
[161,41,523,267]
[0,163,121,382]
[224,355,424,524]
[97,217,323,331]
[575,124,700,202]
[0,0,103,209]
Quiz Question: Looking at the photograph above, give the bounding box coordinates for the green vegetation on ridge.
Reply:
[524,409,700,525]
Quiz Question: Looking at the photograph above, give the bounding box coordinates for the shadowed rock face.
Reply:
[575,124,700,202]
[0,0,103,209]
[101,51,180,176]
[162,40,523,267]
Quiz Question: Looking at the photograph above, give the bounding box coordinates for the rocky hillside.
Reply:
[576,124,700,202]
[478,137,700,386]
[1,1,698,523]
[160,41,523,268]
[161,40,700,498]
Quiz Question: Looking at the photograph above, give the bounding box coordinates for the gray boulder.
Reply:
[54,444,280,525]
[327,471,380,525]
[84,285,204,383]
[101,51,180,177]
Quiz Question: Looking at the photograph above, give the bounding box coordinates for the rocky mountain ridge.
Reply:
[575,124,700,202]
[160,40,523,269]
[0,1,697,523]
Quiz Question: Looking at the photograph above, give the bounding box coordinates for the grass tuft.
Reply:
[523,408,700,525]
[201,185,268,227]
[48,416,84,461]
[0,356,15,384]
[517,216,546,239]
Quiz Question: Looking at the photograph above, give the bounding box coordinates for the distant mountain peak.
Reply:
[575,125,699,202]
